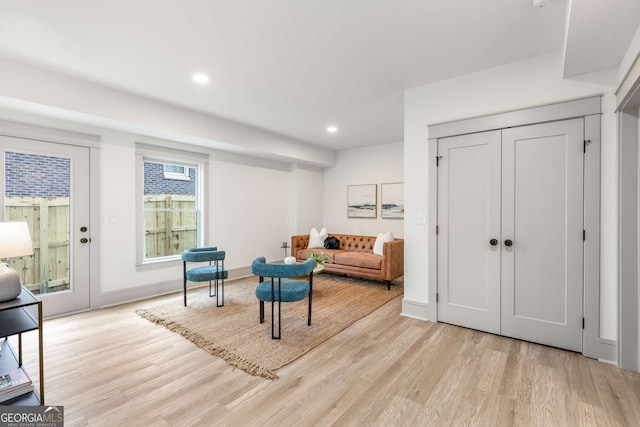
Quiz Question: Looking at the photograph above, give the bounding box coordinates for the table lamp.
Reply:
[0,222,34,303]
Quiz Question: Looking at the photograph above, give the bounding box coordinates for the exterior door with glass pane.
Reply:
[1,136,90,317]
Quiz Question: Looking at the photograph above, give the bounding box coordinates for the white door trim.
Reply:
[617,106,640,372]
[0,119,100,148]
[583,114,602,360]
[428,96,601,139]
[616,60,640,371]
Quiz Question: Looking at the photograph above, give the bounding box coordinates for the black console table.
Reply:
[0,287,44,405]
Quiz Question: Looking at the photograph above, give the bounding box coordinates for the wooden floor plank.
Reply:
[12,287,640,427]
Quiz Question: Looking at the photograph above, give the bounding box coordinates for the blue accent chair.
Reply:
[251,257,315,339]
[182,247,228,307]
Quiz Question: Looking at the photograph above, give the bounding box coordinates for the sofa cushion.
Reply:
[334,252,382,270]
[308,227,328,249]
[373,231,394,256]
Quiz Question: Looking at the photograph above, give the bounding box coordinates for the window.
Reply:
[135,143,209,265]
[163,163,191,181]
[142,159,200,261]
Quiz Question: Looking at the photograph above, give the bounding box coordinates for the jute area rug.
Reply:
[136,273,403,379]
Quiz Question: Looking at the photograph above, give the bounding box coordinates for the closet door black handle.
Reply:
[489,239,498,246]
[504,239,513,247]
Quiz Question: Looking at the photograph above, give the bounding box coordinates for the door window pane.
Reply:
[4,151,71,295]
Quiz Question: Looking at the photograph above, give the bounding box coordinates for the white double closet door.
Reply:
[437,118,584,352]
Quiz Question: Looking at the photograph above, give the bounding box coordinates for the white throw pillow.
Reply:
[308,227,328,249]
[373,231,394,256]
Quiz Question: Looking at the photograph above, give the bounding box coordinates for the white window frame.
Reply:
[135,143,209,266]
[163,163,191,181]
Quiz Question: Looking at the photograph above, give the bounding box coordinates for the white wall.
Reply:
[404,51,618,341]
[99,132,293,295]
[0,106,305,306]
[290,165,325,236]
[619,23,640,82]
[323,142,404,238]
[210,159,290,266]
[0,57,333,306]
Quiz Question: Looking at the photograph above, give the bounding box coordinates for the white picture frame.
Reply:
[381,182,404,219]
[347,184,377,218]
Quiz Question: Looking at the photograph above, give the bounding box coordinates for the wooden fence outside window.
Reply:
[4,196,70,294]
[143,194,198,259]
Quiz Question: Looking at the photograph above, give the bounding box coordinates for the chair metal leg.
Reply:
[220,260,225,307]
[271,299,282,340]
[209,279,216,297]
[217,277,224,307]
[271,278,281,339]
[207,275,224,308]
[183,262,188,307]
[259,274,315,338]
[259,300,264,323]
[208,260,217,298]
[308,272,313,326]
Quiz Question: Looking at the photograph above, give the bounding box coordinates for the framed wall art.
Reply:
[347,184,377,218]
[381,182,404,219]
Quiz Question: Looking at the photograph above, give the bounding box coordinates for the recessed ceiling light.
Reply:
[192,73,209,85]
[326,125,338,134]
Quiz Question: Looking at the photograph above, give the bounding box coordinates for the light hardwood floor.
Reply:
[15,285,640,426]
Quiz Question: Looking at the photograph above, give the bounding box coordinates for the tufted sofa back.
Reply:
[339,235,376,253]
[291,234,376,254]
[292,235,310,253]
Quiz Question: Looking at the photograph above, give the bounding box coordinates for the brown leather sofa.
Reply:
[291,233,404,289]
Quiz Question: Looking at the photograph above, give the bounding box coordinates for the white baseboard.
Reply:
[97,279,182,308]
[597,338,617,365]
[401,298,431,321]
[402,297,617,365]
[96,266,253,309]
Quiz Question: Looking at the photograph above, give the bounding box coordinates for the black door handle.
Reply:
[504,239,513,247]
[489,239,498,246]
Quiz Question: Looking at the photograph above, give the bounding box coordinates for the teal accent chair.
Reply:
[251,257,315,339]
[182,247,228,307]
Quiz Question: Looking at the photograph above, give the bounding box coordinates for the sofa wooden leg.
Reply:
[386,280,391,291]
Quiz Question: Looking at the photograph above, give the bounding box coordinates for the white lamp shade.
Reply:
[0,222,34,259]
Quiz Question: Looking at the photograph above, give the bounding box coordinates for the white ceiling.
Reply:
[0,0,638,151]
[563,0,640,78]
